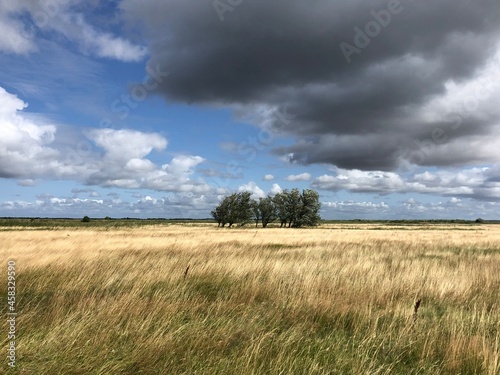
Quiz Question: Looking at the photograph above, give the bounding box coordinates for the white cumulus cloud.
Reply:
[0,86,61,179]
[88,128,167,161]
[285,172,312,182]
[270,183,282,195]
[313,167,500,200]
[238,181,266,199]
[0,87,209,194]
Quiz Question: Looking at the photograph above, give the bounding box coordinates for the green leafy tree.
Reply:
[212,194,236,227]
[212,192,255,227]
[273,190,289,227]
[213,189,321,228]
[251,200,260,227]
[211,204,225,227]
[234,191,254,226]
[296,189,321,227]
[257,196,277,228]
[285,188,301,227]
[271,189,321,228]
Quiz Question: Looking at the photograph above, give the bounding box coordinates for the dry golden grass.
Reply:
[1,223,499,374]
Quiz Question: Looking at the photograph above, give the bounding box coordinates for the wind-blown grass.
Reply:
[1,224,499,374]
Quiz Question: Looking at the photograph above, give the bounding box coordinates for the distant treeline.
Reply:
[0,217,496,228]
[321,219,497,225]
[0,218,211,228]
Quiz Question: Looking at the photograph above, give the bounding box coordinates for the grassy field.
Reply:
[1,223,499,374]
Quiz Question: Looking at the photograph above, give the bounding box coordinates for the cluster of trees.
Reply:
[211,189,321,228]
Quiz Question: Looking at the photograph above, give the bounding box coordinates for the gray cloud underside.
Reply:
[123,0,500,170]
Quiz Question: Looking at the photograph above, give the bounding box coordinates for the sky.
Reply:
[0,0,499,220]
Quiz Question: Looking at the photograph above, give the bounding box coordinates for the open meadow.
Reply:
[1,222,500,374]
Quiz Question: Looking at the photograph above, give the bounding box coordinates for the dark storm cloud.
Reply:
[122,0,500,170]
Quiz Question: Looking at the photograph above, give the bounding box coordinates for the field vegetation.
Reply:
[1,222,499,374]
